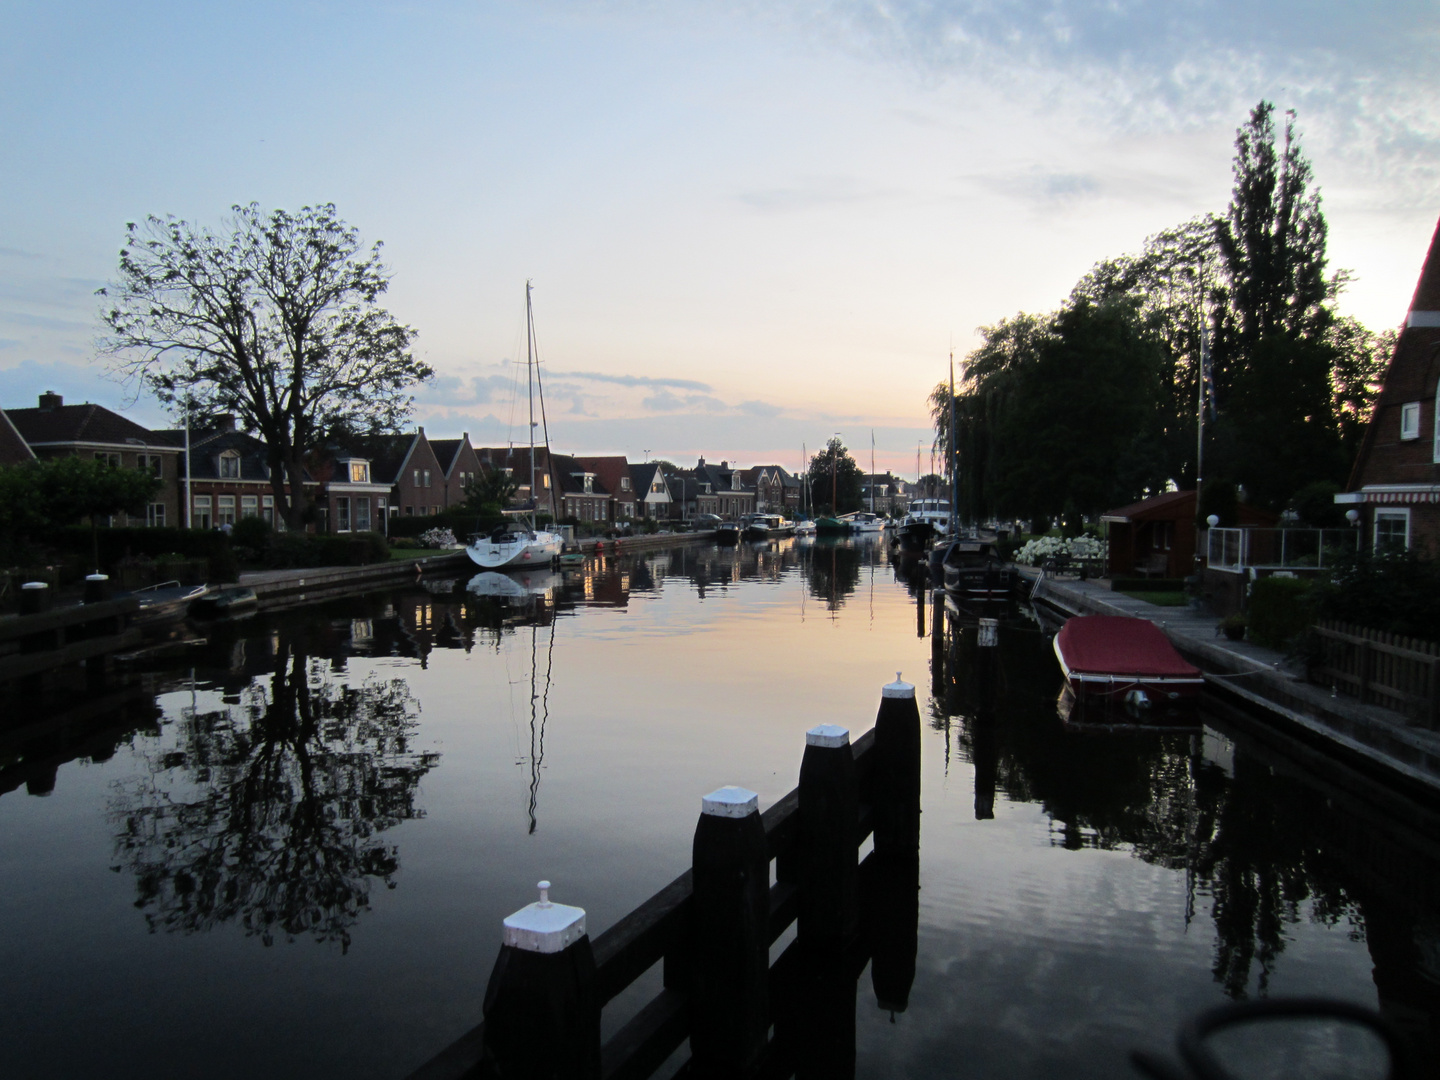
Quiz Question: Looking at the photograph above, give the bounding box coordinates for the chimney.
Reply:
[38,391,62,410]
[418,426,425,436]
[215,413,236,433]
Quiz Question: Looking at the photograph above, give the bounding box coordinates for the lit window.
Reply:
[1374,509,1410,552]
[350,461,369,483]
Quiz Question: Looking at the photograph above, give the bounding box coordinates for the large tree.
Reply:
[805,437,864,515]
[1209,103,1347,508]
[100,203,432,529]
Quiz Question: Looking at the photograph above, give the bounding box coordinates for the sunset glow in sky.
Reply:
[3,1,1438,476]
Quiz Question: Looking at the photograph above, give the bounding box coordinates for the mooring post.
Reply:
[799,724,858,945]
[977,615,999,700]
[478,881,599,1080]
[873,673,921,860]
[19,580,51,616]
[930,592,945,691]
[83,573,110,605]
[690,785,769,1076]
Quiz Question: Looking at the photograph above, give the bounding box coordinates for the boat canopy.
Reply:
[1055,616,1200,680]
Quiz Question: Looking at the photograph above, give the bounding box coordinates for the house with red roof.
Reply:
[1336,217,1440,553]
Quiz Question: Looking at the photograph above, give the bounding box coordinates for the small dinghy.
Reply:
[1053,615,1204,706]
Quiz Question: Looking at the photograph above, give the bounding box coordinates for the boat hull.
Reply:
[1053,616,1204,704]
[466,531,562,570]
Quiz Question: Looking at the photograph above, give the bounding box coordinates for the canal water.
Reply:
[1,538,1435,1078]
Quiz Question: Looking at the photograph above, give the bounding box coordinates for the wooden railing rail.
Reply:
[1313,619,1440,729]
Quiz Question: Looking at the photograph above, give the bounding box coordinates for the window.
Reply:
[405,505,414,516]
[217,495,236,526]
[1400,402,1421,440]
[146,502,165,527]
[349,461,369,483]
[336,496,351,532]
[241,495,258,517]
[94,451,121,468]
[413,469,420,487]
[423,469,432,487]
[262,495,275,525]
[430,505,440,515]
[137,453,163,477]
[582,474,594,493]
[621,477,631,491]
[542,474,550,489]
[219,452,240,479]
[356,498,371,531]
[193,495,212,530]
[1374,508,1410,552]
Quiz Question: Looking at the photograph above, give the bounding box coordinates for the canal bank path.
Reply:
[1021,566,1440,803]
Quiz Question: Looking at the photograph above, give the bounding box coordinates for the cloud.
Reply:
[738,399,782,418]
[737,176,898,213]
[642,390,728,413]
[552,369,713,392]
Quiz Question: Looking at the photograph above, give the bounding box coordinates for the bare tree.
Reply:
[99,203,432,529]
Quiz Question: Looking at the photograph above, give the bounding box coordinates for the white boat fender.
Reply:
[1125,689,1151,709]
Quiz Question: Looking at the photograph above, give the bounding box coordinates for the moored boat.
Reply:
[814,516,847,536]
[715,521,741,545]
[1053,615,1204,706]
[843,512,885,533]
[940,539,1017,601]
[189,586,258,618]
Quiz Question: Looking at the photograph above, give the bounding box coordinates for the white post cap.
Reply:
[882,672,914,699]
[22,581,48,590]
[502,880,587,954]
[86,573,109,582]
[806,724,850,748]
[702,785,759,818]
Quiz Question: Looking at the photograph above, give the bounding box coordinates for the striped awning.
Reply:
[1358,488,1440,504]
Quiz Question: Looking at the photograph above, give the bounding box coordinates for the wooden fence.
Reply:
[407,678,923,1080]
[1313,620,1440,730]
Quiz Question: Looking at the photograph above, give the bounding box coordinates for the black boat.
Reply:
[714,521,741,545]
[940,539,1018,601]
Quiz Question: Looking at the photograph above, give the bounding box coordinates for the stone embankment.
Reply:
[1020,566,1440,804]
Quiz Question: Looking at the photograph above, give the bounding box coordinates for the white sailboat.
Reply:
[467,283,564,571]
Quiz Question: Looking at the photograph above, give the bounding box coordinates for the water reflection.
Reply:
[108,629,439,951]
[927,598,1440,1058]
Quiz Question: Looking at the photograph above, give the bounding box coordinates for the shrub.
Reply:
[419,526,458,549]
[390,536,419,549]
[1246,575,1315,650]
[231,515,272,551]
[1311,550,1440,641]
[350,531,390,563]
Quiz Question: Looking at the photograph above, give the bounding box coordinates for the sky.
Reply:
[2,0,1438,478]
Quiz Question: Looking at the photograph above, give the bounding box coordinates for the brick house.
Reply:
[474,446,563,519]
[0,408,35,465]
[691,457,755,519]
[351,429,448,521]
[8,391,179,527]
[431,434,483,509]
[156,416,319,530]
[575,456,635,521]
[553,453,612,522]
[742,465,802,515]
[1336,218,1440,552]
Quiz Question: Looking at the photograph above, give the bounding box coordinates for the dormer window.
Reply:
[350,461,370,483]
[583,474,594,493]
[219,452,240,479]
[621,477,631,491]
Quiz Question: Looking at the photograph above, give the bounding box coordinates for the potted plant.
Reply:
[1219,613,1248,642]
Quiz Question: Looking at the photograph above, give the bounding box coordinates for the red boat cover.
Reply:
[1056,616,1201,678]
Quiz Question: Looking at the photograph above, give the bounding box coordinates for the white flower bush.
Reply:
[1013,534,1108,566]
[419,526,458,549]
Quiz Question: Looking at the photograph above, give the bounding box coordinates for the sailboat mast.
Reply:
[526,281,536,511]
[870,430,875,515]
[948,351,959,536]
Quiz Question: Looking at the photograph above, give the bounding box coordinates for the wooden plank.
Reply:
[592,870,692,1006]
[0,597,138,642]
[0,629,142,681]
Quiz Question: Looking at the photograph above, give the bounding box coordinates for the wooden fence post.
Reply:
[479,881,599,1080]
[873,674,921,860]
[799,724,858,945]
[690,785,769,1076]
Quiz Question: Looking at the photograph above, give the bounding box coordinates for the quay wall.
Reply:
[1021,568,1440,802]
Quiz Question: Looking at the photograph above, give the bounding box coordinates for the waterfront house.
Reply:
[692,458,755,519]
[430,434,484,510]
[8,391,179,527]
[631,462,672,520]
[742,465,802,515]
[1102,490,1277,581]
[155,416,318,531]
[1336,217,1440,552]
[574,456,636,521]
[554,453,613,522]
[474,446,562,519]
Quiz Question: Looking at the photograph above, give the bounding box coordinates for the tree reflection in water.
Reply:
[109,635,438,952]
[931,610,1382,1003]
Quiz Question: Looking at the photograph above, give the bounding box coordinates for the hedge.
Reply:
[1247,575,1315,650]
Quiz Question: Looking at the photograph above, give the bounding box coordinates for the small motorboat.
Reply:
[1053,615,1204,705]
[793,520,817,537]
[715,522,741,545]
[189,586,258,618]
[129,580,209,627]
[940,540,1018,601]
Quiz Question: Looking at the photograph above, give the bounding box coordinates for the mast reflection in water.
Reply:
[0,536,1435,1079]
